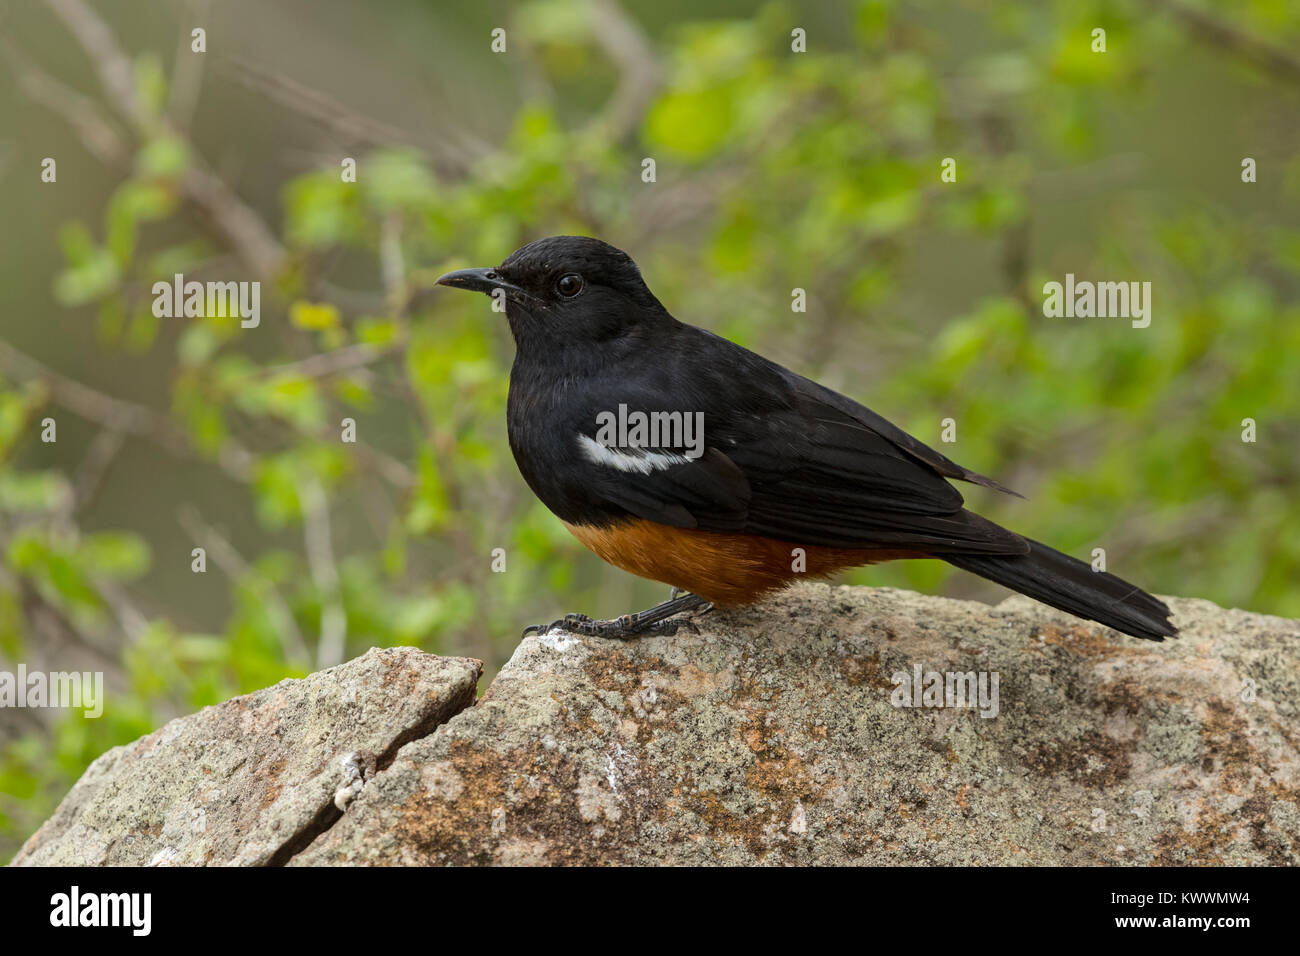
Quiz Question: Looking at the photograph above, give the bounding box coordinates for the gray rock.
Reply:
[15,584,1300,865]
[294,584,1300,865]
[11,647,481,866]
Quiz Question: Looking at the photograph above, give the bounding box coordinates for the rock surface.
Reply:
[14,584,1300,865]
[11,647,482,866]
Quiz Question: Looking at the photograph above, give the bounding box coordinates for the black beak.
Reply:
[434,267,530,302]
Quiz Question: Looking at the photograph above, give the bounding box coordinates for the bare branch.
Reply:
[338,434,416,490]
[0,30,128,167]
[177,164,287,277]
[298,478,346,669]
[214,53,418,150]
[212,53,492,177]
[0,338,254,482]
[11,572,123,670]
[1148,0,1300,86]
[2,337,415,492]
[167,0,211,130]
[73,427,126,510]
[257,342,403,382]
[43,0,145,126]
[379,212,406,312]
[586,0,662,141]
[177,505,311,665]
[39,0,287,277]
[90,575,150,643]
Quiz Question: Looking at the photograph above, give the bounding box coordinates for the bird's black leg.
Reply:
[522,592,713,639]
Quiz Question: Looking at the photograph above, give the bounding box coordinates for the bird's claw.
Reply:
[521,596,713,641]
[521,612,680,640]
[578,616,682,638]
[521,612,591,638]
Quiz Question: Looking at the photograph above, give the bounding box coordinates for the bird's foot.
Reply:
[522,612,687,639]
[521,612,590,638]
[521,592,713,640]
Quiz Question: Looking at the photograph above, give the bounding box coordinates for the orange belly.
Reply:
[562,518,919,606]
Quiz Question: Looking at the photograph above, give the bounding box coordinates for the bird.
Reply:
[435,236,1176,642]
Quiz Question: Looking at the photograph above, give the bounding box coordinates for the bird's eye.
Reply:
[556,273,584,298]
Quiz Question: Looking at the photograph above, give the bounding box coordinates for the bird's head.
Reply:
[435,236,669,351]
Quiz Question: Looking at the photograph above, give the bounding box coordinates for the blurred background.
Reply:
[1,0,1297,860]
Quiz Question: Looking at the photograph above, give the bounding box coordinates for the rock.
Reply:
[10,647,481,866]
[294,584,1299,865]
[14,584,1300,865]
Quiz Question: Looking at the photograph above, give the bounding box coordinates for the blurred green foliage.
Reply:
[1,0,1298,860]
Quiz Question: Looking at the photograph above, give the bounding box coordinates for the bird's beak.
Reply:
[434,267,527,301]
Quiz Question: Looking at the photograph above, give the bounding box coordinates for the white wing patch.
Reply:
[577,434,688,475]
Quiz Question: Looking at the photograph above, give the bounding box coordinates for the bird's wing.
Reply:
[781,368,1023,497]
[574,333,1027,555]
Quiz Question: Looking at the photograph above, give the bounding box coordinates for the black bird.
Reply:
[436,236,1176,641]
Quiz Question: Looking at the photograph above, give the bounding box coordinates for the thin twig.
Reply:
[167,0,211,130]
[73,427,126,510]
[0,338,255,482]
[90,575,150,643]
[379,211,406,312]
[177,505,311,665]
[40,0,287,277]
[330,429,416,488]
[13,573,123,669]
[256,342,403,382]
[212,53,493,177]
[299,477,346,669]
[214,53,418,149]
[1148,0,1300,86]
[43,0,145,126]
[0,29,128,166]
[586,0,662,141]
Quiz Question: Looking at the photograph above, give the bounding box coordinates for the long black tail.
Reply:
[944,537,1176,641]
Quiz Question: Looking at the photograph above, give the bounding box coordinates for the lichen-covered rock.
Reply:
[293,584,1300,866]
[15,585,1299,866]
[11,647,481,866]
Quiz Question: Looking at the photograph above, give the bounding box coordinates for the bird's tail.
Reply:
[944,536,1176,641]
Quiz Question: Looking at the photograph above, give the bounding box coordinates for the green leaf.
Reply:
[80,532,151,581]
[289,301,341,330]
[0,471,72,514]
[54,249,120,306]
[136,136,191,179]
